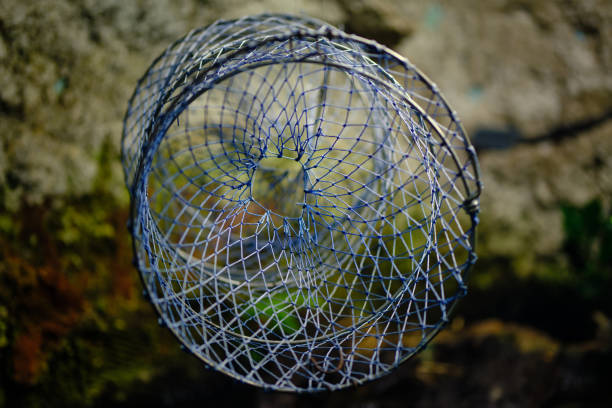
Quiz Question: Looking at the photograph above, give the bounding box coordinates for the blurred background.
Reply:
[0,0,610,406]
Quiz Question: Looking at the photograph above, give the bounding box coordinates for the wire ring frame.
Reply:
[122,14,481,392]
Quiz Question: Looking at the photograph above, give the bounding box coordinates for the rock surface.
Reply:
[0,1,611,405]
[2,0,610,260]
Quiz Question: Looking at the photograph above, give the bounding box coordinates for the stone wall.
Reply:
[0,1,611,405]
[1,0,610,261]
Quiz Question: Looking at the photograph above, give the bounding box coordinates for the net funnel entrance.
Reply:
[122,14,481,392]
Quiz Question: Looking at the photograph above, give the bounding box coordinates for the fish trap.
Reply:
[122,14,481,392]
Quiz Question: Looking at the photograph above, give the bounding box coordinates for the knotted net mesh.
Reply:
[122,14,481,392]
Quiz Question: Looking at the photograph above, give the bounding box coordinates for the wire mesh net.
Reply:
[122,14,481,392]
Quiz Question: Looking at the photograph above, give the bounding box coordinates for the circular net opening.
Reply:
[122,14,481,392]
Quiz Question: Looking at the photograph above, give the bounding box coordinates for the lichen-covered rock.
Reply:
[337,0,415,47]
[1,1,611,405]
[478,120,612,259]
[394,0,612,266]
[398,0,612,139]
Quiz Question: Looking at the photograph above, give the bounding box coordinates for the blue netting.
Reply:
[122,14,481,392]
